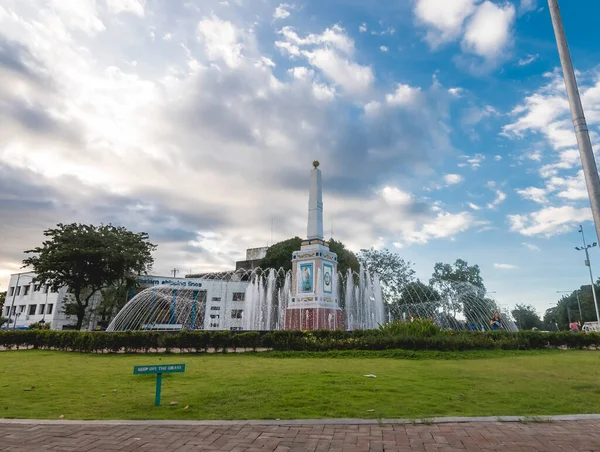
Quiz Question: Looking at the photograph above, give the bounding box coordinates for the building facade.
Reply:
[2,272,92,330]
[132,275,249,331]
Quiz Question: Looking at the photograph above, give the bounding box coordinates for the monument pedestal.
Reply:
[285,307,345,330]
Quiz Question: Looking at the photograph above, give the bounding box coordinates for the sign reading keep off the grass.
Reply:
[133,364,185,406]
[133,364,185,375]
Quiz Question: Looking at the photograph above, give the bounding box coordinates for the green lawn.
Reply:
[1,350,599,420]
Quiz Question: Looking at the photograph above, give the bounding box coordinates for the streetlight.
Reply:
[548,0,600,243]
[556,290,583,322]
[575,225,600,325]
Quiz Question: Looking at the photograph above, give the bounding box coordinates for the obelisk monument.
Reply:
[285,161,345,330]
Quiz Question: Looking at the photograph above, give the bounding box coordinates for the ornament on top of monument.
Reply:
[313,160,320,168]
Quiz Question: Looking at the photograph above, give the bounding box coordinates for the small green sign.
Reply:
[133,364,185,375]
[133,364,186,406]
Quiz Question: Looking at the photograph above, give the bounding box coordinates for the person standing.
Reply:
[570,320,580,333]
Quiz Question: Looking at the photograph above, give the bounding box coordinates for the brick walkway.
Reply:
[2,420,600,451]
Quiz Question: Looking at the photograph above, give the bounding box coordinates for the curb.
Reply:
[2,414,600,426]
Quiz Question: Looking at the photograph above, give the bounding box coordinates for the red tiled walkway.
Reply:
[1,420,600,451]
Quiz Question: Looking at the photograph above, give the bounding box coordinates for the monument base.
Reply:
[284,307,345,330]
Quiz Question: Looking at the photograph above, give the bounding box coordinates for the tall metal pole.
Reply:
[580,226,600,324]
[575,290,583,321]
[548,0,600,243]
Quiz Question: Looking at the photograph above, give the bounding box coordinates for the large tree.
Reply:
[429,259,486,318]
[389,280,441,320]
[259,237,359,276]
[356,248,416,304]
[23,223,156,330]
[511,304,542,330]
[0,291,5,313]
[548,286,600,330]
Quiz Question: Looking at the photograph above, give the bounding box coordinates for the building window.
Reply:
[44,285,50,294]
[4,307,9,316]
[24,286,30,296]
[47,304,53,315]
[210,323,219,328]
[28,305,36,316]
[9,287,14,296]
[210,306,221,311]
[232,292,245,302]
[211,297,221,301]
[34,284,41,292]
[16,286,21,296]
[230,327,243,331]
[231,309,243,319]
[209,314,220,319]
[19,305,25,313]
[39,305,45,315]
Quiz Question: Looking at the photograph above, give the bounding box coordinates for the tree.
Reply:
[390,280,441,320]
[259,237,360,276]
[356,248,416,304]
[548,285,600,330]
[429,259,486,316]
[260,237,302,273]
[23,223,156,330]
[94,280,138,329]
[511,304,542,330]
[0,291,5,313]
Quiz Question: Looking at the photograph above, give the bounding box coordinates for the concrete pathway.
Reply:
[2,419,600,451]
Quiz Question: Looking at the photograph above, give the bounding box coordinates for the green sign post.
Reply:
[133,364,185,406]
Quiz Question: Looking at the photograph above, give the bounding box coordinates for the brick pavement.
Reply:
[2,420,600,451]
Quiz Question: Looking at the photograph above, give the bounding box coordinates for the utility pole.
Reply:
[171,268,179,278]
[548,0,600,243]
[576,225,600,324]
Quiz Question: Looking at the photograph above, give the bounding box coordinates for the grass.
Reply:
[1,349,599,420]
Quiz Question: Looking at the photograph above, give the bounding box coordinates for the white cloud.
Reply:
[487,190,507,209]
[468,202,481,210]
[413,0,479,47]
[461,1,515,60]
[380,46,389,53]
[444,174,463,185]
[448,87,464,97]
[508,206,592,237]
[522,242,541,251]
[518,54,539,66]
[519,0,537,15]
[273,3,294,20]
[106,0,145,17]
[303,48,374,95]
[458,153,485,169]
[276,25,374,95]
[494,155,502,161]
[197,16,246,68]
[359,23,367,33]
[379,186,412,206]
[494,263,518,269]
[385,84,422,106]
[516,186,548,204]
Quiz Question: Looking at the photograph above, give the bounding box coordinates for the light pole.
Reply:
[575,225,600,324]
[556,290,583,322]
[548,0,600,243]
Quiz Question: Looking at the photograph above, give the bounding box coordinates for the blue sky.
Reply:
[1,0,600,316]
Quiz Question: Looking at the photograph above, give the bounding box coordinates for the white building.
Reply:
[2,271,85,330]
[118,275,251,331]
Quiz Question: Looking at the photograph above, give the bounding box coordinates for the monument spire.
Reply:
[307,160,324,240]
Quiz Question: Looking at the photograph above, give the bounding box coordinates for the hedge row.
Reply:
[1,329,600,353]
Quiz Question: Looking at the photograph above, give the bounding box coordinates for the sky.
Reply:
[1,0,600,316]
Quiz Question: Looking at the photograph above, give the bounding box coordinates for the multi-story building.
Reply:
[2,271,88,330]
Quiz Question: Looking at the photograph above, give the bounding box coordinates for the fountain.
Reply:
[106,161,517,333]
